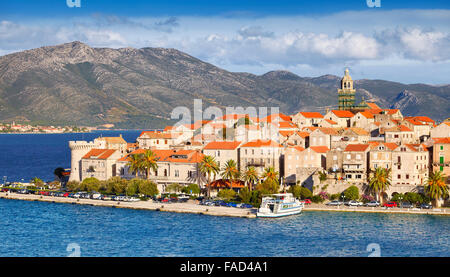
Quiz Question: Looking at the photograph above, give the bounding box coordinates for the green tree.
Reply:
[425,171,448,207]
[217,189,236,201]
[318,171,327,183]
[167,183,183,193]
[199,155,220,198]
[126,179,140,196]
[221,159,240,191]
[137,180,159,196]
[242,166,259,192]
[238,187,252,204]
[66,181,80,192]
[182,183,201,196]
[368,168,391,204]
[127,154,143,178]
[141,150,159,180]
[81,177,101,192]
[106,176,128,194]
[262,167,279,185]
[344,185,359,201]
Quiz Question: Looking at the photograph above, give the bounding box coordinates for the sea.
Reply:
[0,131,449,257]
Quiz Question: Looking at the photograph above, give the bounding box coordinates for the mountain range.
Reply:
[0,41,448,129]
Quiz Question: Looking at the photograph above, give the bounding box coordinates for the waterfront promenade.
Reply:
[1,192,449,217]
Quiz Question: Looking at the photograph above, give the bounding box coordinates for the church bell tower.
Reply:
[338,68,356,110]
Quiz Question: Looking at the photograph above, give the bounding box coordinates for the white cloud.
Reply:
[0,9,449,83]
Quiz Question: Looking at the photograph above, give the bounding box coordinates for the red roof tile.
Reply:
[331,110,354,118]
[82,149,117,160]
[203,141,242,150]
[344,144,370,152]
[241,139,283,148]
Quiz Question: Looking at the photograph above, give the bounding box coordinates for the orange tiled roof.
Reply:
[344,127,370,136]
[241,139,283,148]
[315,127,339,135]
[358,111,375,119]
[366,102,381,109]
[331,110,354,118]
[263,113,292,123]
[279,130,295,137]
[139,131,176,139]
[296,131,310,138]
[324,119,338,125]
[434,137,450,144]
[385,125,412,132]
[297,112,324,119]
[96,136,127,144]
[208,179,245,189]
[287,146,306,152]
[344,144,370,152]
[310,146,330,153]
[203,141,242,150]
[82,149,117,160]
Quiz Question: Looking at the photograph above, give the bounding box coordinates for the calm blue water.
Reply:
[0,198,448,257]
[0,131,143,183]
[0,132,448,257]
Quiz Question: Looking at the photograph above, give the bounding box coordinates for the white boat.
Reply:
[257,193,304,218]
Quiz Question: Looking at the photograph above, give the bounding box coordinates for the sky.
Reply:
[1,0,450,84]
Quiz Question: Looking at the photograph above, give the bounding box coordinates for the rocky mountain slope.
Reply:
[0,41,448,128]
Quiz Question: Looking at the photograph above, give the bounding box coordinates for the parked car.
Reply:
[302,199,312,205]
[346,200,363,206]
[101,195,112,201]
[326,200,343,206]
[383,201,397,208]
[400,202,414,208]
[419,203,433,209]
[240,203,253,209]
[365,201,380,207]
[91,192,102,200]
[1,188,9,192]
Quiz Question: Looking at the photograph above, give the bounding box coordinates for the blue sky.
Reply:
[1,0,450,83]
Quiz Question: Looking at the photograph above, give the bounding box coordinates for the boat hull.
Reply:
[256,207,302,218]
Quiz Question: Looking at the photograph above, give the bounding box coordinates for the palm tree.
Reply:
[141,150,159,180]
[425,171,448,208]
[221,159,240,191]
[368,167,391,204]
[262,167,279,185]
[199,155,220,199]
[242,166,259,192]
[127,154,143,178]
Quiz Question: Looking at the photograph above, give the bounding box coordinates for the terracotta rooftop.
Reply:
[241,139,283,148]
[96,136,127,144]
[366,102,381,109]
[433,137,450,144]
[344,144,370,152]
[331,110,354,118]
[310,146,330,153]
[385,125,412,132]
[297,112,324,119]
[82,149,117,160]
[207,179,245,189]
[203,141,242,150]
[139,131,177,139]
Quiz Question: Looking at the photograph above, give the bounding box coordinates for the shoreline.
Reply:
[0,192,257,218]
[1,192,449,217]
